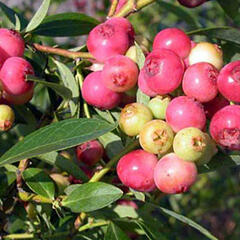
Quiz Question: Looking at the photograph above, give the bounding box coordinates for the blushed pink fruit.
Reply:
[0,29,25,61]
[143,49,184,94]
[153,28,191,59]
[87,21,130,62]
[183,62,219,102]
[166,96,206,132]
[76,140,104,166]
[210,105,240,150]
[0,57,34,96]
[217,61,240,102]
[154,153,197,194]
[102,55,138,92]
[177,0,206,8]
[117,149,157,192]
[82,71,121,110]
[138,69,157,97]
[204,95,229,119]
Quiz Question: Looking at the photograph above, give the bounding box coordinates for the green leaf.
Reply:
[62,182,123,213]
[136,89,150,106]
[54,60,79,116]
[0,2,28,30]
[33,12,99,37]
[0,170,16,196]
[26,0,51,32]
[37,152,88,181]
[22,168,55,200]
[217,0,239,20]
[147,203,218,240]
[0,118,116,167]
[135,42,145,69]
[104,222,130,240]
[27,75,72,100]
[64,184,81,195]
[187,27,240,45]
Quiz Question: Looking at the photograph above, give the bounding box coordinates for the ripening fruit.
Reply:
[138,69,158,97]
[210,105,240,150]
[189,42,223,70]
[0,29,25,61]
[87,21,130,62]
[117,149,158,192]
[153,28,191,59]
[50,173,70,194]
[0,57,34,96]
[139,120,174,154]
[102,55,139,92]
[0,104,15,131]
[76,140,104,166]
[182,62,219,102]
[166,96,206,132]
[148,95,171,119]
[142,49,184,94]
[82,71,121,110]
[177,0,206,8]
[119,103,153,136]
[217,60,240,102]
[154,153,197,194]
[173,127,208,162]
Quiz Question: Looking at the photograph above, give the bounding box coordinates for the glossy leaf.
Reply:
[217,0,239,20]
[62,182,123,213]
[0,118,116,167]
[26,0,51,32]
[33,12,99,37]
[137,89,150,106]
[104,222,130,240]
[135,42,145,69]
[22,168,55,200]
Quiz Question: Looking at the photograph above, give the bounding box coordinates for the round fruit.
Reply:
[148,95,171,119]
[82,71,121,110]
[0,104,15,131]
[76,140,104,166]
[154,153,197,194]
[173,127,208,162]
[189,42,223,70]
[217,60,240,102]
[166,96,206,132]
[182,62,219,102]
[153,28,191,59]
[87,21,130,62]
[119,102,153,136]
[117,149,158,192]
[143,49,184,94]
[138,69,158,97]
[210,105,240,150]
[102,55,139,92]
[0,57,34,96]
[139,120,174,154]
[177,0,206,8]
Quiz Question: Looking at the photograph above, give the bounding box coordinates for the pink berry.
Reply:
[0,57,34,96]
[210,105,240,150]
[87,21,130,62]
[82,71,121,110]
[102,55,138,92]
[217,61,240,102]
[138,69,157,97]
[154,153,197,194]
[143,49,184,95]
[0,29,25,61]
[183,62,219,102]
[117,199,138,209]
[177,0,206,8]
[204,94,229,119]
[76,140,104,166]
[117,149,157,192]
[153,28,191,59]
[166,96,206,132]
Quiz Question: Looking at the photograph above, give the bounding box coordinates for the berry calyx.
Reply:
[0,104,15,131]
[154,153,197,194]
[117,149,158,192]
[139,120,174,154]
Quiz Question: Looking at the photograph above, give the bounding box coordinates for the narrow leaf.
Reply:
[136,89,150,106]
[22,168,55,200]
[104,222,130,240]
[26,0,51,32]
[62,182,123,213]
[217,0,239,20]
[135,42,145,69]
[0,118,116,167]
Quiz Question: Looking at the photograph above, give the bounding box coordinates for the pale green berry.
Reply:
[0,104,15,131]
